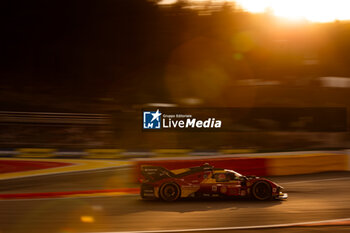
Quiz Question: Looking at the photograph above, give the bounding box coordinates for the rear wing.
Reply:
[141,165,176,182]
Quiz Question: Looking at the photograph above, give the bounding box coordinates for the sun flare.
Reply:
[235,0,350,22]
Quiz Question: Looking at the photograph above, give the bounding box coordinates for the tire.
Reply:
[252,181,272,201]
[159,183,181,201]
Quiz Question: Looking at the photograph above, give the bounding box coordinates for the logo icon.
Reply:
[143,109,162,129]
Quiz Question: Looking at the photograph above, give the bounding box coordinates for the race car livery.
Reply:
[140,163,288,201]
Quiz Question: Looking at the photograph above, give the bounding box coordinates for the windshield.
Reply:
[225,169,243,178]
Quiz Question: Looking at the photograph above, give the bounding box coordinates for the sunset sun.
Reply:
[235,0,350,22]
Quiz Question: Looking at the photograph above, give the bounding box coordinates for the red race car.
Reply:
[140,163,288,201]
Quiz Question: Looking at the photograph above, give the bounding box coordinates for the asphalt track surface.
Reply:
[1,170,350,233]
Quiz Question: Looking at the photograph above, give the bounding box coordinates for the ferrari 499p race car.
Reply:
[140,163,288,201]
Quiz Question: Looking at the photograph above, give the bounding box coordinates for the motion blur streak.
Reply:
[85,218,350,233]
[80,216,95,223]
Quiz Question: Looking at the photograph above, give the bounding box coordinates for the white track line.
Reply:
[282,177,350,185]
[86,217,350,233]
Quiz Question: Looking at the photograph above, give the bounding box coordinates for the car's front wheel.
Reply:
[252,181,272,201]
[159,183,180,201]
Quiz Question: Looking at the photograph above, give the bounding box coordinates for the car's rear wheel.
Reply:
[159,183,180,201]
[252,181,272,201]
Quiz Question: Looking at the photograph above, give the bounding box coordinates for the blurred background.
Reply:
[2,2,350,233]
[1,0,350,150]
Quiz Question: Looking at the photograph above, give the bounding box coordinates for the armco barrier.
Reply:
[219,149,256,154]
[84,149,125,159]
[266,153,348,176]
[152,149,193,157]
[0,148,254,159]
[16,148,56,158]
[1,149,350,177]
